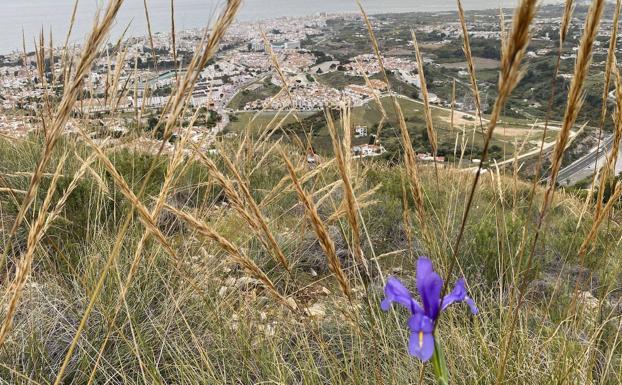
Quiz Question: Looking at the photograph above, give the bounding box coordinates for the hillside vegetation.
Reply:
[1,0,622,384]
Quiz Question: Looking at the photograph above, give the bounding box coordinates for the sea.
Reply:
[1,0,559,54]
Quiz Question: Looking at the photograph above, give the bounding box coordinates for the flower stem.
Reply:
[431,339,449,385]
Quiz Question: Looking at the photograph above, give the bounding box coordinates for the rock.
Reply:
[265,324,276,336]
[568,266,597,290]
[526,278,555,302]
[298,225,347,272]
[391,267,403,275]
[336,248,351,264]
[218,286,228,297]
[305,303,326,318]
[285,297,299,311]
[235,277,261,290]
[351,286,366,300]
[156,205,186,235]
[257,296,271,307]
[309,268,318,277]
[578,291,599,311]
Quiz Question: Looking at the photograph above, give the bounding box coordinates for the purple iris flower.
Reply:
[381,258,478,361]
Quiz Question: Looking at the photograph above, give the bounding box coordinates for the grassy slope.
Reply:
[0,133,620,384]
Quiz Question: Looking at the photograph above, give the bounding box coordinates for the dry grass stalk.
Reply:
[326,108,369,275]
[560,0,575,45]
[85,116,204,384]
[356,1,386,84]
[451,78,456,131]
[452,0,537,264]
[496,0,537,121]
[60,0,80,72]
[411,30,437,155]
[35,29,46,90]
[108,46,128,112]
[261,29,294,105]
[356,1,427,228]
[250,137,285,176]
[171,0,178,67]
[259,29,309,153]
[48,7,241,379]
[395,99,426,226]
[596,63,622,214]
[156,0,240,146]
[143,0,159,71]
[260,158,335,208]
[0,188,27,195]
[0,155,66,347]
[442,0,537,294]
[80,132,178,259]
[43,154,98,231]
[429,0,537,378]
[328,185,381,223]
[401,177,414,257]
[219,151,292,272]
[354,58,388,138]
[496,1,604,383]
[48,28,55,87]
[523,0,574,218]
[240,98,292,163]
[544,0,605,213]
[163,203,294,309]
[512,121,537,204]
[280,149,352,299]
[456,0,484,127]
[578,182,622,257]
[191,143,292,273]
[63,127,214,385]
[253,108,290,146]
[7,0,125,240]
[192,148,261,229]
[595,0,622,215]
[21,29,29,82]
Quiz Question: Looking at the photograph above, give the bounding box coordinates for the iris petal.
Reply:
[441,278,466,310]
[441,278,478,314]
[408,313,435,361]
[381,276,422,314]
[408,330,435,362]
[465,296,479,314]
[408,312,434,333]
[416,258,443,319]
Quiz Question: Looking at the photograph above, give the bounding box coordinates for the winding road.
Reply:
[555,134,617,186]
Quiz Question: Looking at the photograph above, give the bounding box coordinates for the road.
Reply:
[555,134,615,186]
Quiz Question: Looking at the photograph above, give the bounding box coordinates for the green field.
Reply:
[227,77,281,110]
[226,96,554,162]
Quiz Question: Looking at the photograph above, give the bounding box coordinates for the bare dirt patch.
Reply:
[439,111,540,138]
[439,110,479,127]
[440,57,501,70]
